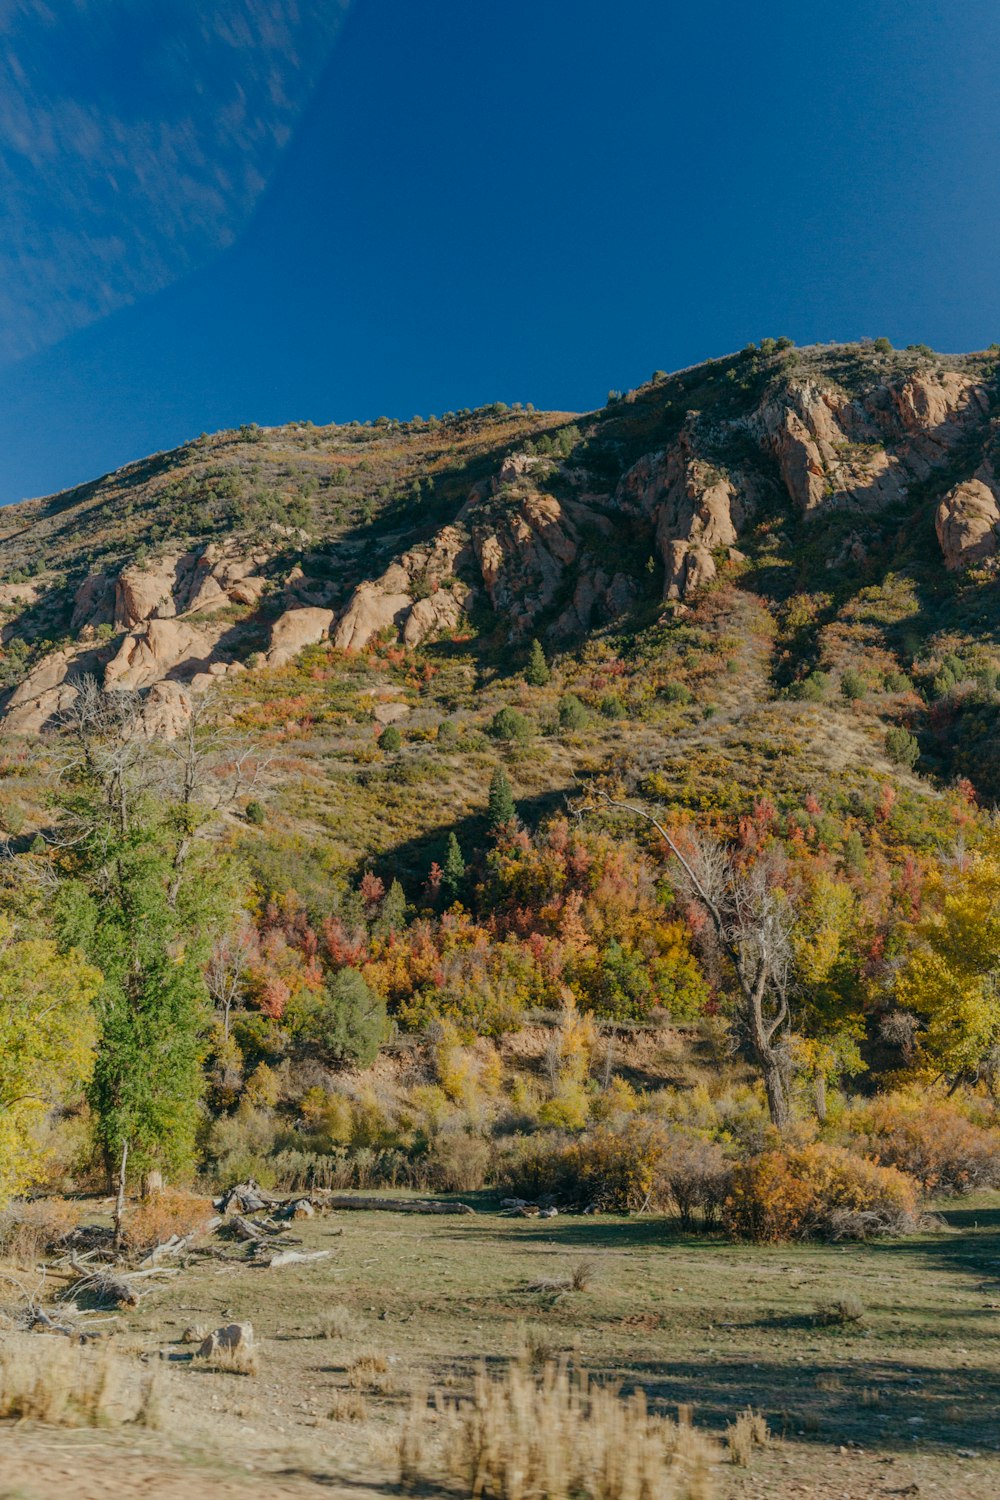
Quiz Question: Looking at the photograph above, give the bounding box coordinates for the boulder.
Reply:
[401,589,464,646]
[114,552,198,628]
[104,617,216,691]
[267,606,335,666]
[141,680,194,739]
[198,1322,254,1359]
[4,649,81,733]
[936,477,1000,571]
[333,585,412,652]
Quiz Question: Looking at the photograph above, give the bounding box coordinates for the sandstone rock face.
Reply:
[113,543,268,629]
[614,424,747,600]
[267,606,335,666]
[141,680,194,739]
[71,573,115,631]
[4,649,80,734]
[758,372,987,516]
[936,476,1000,571]
[333,524,473,652]
[464,489,579,635]
[104,617,218,691]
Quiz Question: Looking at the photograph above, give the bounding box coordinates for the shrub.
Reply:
[398,1359,720,1499]
[379,724,402,753]
[723,1142,919,1242]
[840,668,866,701]
[245,800,266,826]
[660,681,692,705]
[726,1407,770,1467]
[501,1121,700,1215]
[0,1198,78,1264]
[558,694,591,731]
[885,726,919,768]
[491,707,532,743]
[841,1097,1000,1194]
[289,968,387,1068]
[426,1130,491,1193]
[792,670,828,702]
[656,1134,733,1229]
[124,1188,213,1251]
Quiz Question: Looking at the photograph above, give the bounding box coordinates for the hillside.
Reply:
[1,338,998,869]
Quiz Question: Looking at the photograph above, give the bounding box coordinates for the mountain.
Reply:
[1,338,999,871]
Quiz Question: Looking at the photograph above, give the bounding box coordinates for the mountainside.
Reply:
[1,337,999,868]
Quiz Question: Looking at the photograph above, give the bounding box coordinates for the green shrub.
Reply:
[379,724,403,753]
[660,681,692,706]
[491,707,532,742]
[885,727,919,768]
[289,969,387,1069]
[840,669,867,701]
[245,800,266,826]
[558,694,591,731]
[792,671,829,702]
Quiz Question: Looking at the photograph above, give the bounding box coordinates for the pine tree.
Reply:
[442,833,466,904]
[374,878,408,937]
[487,768,516,831]
[525,638,550,686]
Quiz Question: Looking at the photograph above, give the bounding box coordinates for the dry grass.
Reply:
[329,1390,369,1422]
[814,1293,866,1328]
[399,1359,720,1500]
[348,1349,394,1395]
[124,1188,214,1252]
[0,1335,147,1426]
[725,1407,770,1467]
[0,1198,79,1265]
[315,1304,366,1341]
[192,1345,260,1377]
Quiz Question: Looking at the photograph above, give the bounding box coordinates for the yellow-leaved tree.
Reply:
[0,918,101,1204]
[894,842,1000,1079]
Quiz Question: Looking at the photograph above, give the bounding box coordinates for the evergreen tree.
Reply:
[525,638,550,686]
[488,768,516,831]
[441,832,466,904]
[374,877,408,937]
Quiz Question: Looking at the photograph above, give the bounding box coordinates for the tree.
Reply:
[894,843,1000,1081]
[525,639,550,687]
[488,769,517,831]
[442,833,466,905]
[491,707,531,742]
[0,919,101,1204]
[291,968,387,1068]
[588,793,797,1128]
[53,683,248,1190]
[374,878,408,937]
[379,724,402,753]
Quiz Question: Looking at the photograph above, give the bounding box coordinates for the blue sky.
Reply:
[2,0,1000,502]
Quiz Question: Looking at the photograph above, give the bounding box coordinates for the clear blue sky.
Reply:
[2,0,999,502]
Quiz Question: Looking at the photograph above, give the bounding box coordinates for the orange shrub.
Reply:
[724,1143,919,1242]
[124,1188,214,1251]
[842,1097,1000,1195]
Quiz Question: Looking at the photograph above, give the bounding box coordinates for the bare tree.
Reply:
[206,920,255,1040]
[584,791,796,1129]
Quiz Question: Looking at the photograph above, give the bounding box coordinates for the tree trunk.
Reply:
[759,1052,789,1131]
[814,1071,827,1124]
[113,1140,129,1252]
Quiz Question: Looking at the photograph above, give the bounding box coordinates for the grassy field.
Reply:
[3,1191,1000,1497]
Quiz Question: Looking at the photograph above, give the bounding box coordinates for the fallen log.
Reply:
[257,1247,333,1269]
[317,1194,475,1215]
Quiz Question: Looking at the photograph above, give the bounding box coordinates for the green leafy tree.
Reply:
[0,919,101,1204]
[291,968,387,1068]
[525,639,550,687]
[442,833,466,905]
[488,768,517,831]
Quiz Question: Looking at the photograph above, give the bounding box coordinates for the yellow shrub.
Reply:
[724,1143,919,1242]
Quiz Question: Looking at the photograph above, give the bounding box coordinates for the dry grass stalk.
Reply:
[400,1359,720,1499]
[814,1293,865,1328]
[192,1344,259,1376]
[316,1304,365,1341]
[0,1335,131,1426]
[725,1407,769,1467]
[348,1349,394,1394]
[329,1389,369,1422]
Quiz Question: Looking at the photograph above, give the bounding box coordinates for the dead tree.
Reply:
[586,792,796,1130]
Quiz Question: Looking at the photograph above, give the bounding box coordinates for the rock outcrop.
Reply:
[3,649,81,734]
[104,617,221,691]
[268,607,336,666]
[112,542,269,630]
[936,474,1000,571]
[614,424,747,600]
[334,525,473,652]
